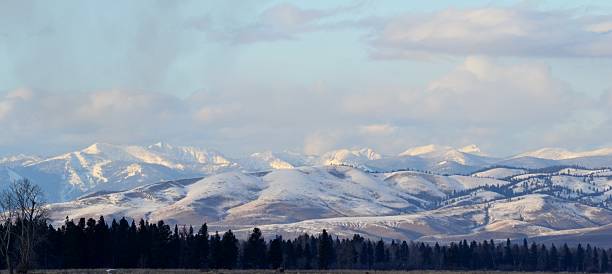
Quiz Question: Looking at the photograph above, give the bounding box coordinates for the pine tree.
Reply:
[269,235,283,269]
[283,239,296,269]
[220,230,238,269]
[561,244,572,271]
[196,223,209,269]
[209,232,222,269]
[576,244,585,272]
[374,239,386,268]
[242,228,267,269]
[548,244,558,271]
[303,242,312,269]
[601,249,609,273]
[317,230,333,269]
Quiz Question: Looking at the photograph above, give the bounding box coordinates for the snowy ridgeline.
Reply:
[3,142,612,202]
[2,142,612,244]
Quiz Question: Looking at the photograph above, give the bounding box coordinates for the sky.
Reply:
[2,0,612,157]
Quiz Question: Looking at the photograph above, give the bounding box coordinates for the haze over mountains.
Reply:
[3,142,612,245]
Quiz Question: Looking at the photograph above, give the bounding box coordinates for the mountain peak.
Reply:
[458,144,482,155]
[399,144,450,156]
[515,147,612,160]
[400,144,485,157]
[82,142,117,154]
[516,147,572,160]
[148,141,174,150]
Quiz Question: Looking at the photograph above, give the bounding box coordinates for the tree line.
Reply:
[0,215,609,272]
[1,179,611,272]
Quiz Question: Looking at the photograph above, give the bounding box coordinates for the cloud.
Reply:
[345,56,578,125]
[368,7,612,58]
[303,132,341,155]
[341,56,601,153]
[0,90,186,148]
[0,57,609,157]
[194,103,242,124]
[195,2,362,44]
[359,124,397,136]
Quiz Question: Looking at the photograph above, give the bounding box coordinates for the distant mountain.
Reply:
[237,151,316,171]
[1,143,237,201]
[47,165,516,226]
[3,142,612,203]
[363,144,498,175]
[47,165,612,244]
[318,148,381,169]
[515,147,612,160]
[4,142,612,242]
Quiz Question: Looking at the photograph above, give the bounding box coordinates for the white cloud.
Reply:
[345,56,577,126]
[195,2,362,44]
[0,57,608,157]
[194,103,242,124]
[303,132,340,155]
[341,56,601,153]
[369,7,612,58]
[359,124,397,136]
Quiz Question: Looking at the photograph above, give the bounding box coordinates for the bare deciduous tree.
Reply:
[0,179,48,274]
[0,187,16,274]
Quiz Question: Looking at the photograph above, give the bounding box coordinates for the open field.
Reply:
[20,270,568,274]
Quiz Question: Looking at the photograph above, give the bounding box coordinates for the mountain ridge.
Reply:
[3,142,612,202]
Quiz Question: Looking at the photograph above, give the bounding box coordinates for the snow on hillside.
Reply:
[318,148,381,168]
[488,194,612,229]
[50,166,447,225]
[517,147,612,160]
[399,144,494,166]
[472,167,527,179]
[237,151,315,171]
[232,193,612,242]
[7,142,612,203]
[43,161,612,243]
[232,204,485,240]
[12,142,611,245]
[48,166,516,224]
[0,143,240,201]
[0,154,41,166]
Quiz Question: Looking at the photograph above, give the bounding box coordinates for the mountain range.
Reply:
[2,142,612,245]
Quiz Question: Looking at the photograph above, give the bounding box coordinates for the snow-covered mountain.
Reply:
[318,148,382,169]
[0,143,238,201]
[47,165,612,246]
[3,142,612,202]
[516,147,612,160]
[237,151,316,171]
[3,142,612,243]
[362,144,498,175]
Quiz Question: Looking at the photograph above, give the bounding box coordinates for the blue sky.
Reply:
[2,0,612,157]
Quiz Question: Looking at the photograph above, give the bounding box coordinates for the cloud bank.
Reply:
[368,7,612,58]
[1,56,609,157]
[2,2,612,156]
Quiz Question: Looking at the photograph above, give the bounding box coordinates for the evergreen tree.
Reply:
[375,238,386,266]
[268,236,283,269]
[317,230,333,269]
[242,228,267,269]
[599,249,610,273]
[196,224,209,269]
[220,230,238,269]
[209,232,222,269]
[6,214,612,272]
